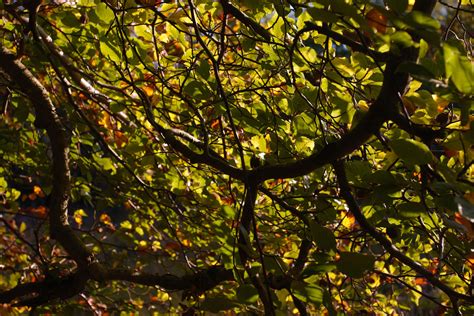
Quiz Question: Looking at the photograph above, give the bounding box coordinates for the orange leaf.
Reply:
[433,95,449,113]
[221,196,235,205]
[164,40,184,57]
[366,8,387,34]
[210,119,220,129]
[415,277,428,285]
[31,206,48,219]
[454,212,474,239]
[33,185,45,198]
[143,85,154,97]
[466,253,474,268]
[164,241,180,251]
[443,148,458,158]
[114,131,128,148]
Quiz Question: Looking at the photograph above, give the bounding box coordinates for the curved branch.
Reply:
[0,47,98,272]
[253,55,409,182]
[333,160,474,304]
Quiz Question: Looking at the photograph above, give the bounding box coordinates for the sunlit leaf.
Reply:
[443,42,474,94]
[390,138,433,166]
[291,281,324,305]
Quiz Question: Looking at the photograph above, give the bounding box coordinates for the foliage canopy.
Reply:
[0,0,473,314]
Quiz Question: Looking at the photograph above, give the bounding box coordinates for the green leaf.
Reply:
[93,155,116,173]
[309,222,336,251]
[443,42,474,94]
[196,61,211,80]
[336,252,375,278]
[250,135,267,152]
[389,138,433,166]
[390,31,413,48]
[345,160,372,187]
[400,11,440,43]
[110,102,126,113]
[120,221,132,230]
[60,12,80,28]
[295,136,315,153]
[315,0,364,25]
[236,284,259,304]
[183,79,210,99]
[291,281,324,304]
[222,205,235,219]
[405,11,440,30]
[95,3,115,25]
[100,41,121,63]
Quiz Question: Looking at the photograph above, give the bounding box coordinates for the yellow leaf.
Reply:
[341,211,356,229]
[100,213,112,225]
[98,112,113,129]
[74,209,87,226]
[143,85,154,97]
[33,185,45,198]
[182,239,191,247]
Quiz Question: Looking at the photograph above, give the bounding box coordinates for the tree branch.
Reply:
[219,0,271,41]
[333,160,474,304]
[238,183,258,265]
[0,270,89,307]
[253,55,409,182]
[106,266,234,293]
[301,22,390,62]
[0,47,99,273]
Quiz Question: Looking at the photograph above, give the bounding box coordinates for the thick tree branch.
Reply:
[1,0,454,312]
[0,271,88,307]
[253,55,410,182]
[391,113,445,143]
[106,266,234,293]
[237,183,276,314]
[0,266,234,306]
[138,89,246,180]
[238,183,258,265]
[0,47,99,272]
[251,0,438,182]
